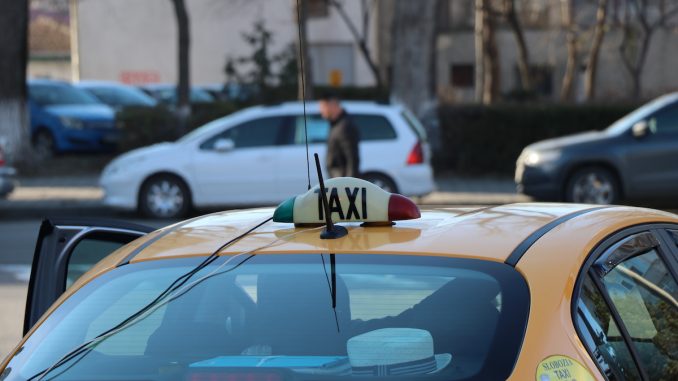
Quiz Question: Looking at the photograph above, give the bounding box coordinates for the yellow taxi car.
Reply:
[1,177,677,381]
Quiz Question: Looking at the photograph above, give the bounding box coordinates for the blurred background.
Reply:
[2,0,678,357]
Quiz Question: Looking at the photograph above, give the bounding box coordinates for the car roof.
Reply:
[27,78,70,86]
[261,101,398,113]
[71,203,678,288]
[74,80,130,88]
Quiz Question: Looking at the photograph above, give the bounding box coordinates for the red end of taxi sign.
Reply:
[273,177,420,224]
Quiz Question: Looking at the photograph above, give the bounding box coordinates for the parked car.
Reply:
[28,79,118,157]
[199,83,259,103]
[100,101,434,218]
[516,92,678,204]
[0,142,17,198]
[74,81,158,110]
[139,84,215,106]
[3,178,678,380]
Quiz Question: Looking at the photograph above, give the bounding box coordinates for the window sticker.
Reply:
[536,355,595,381]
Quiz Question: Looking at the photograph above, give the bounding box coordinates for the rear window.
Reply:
[401,109,428,142]
[5,255,528,381]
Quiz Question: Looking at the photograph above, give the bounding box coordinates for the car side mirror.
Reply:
[213,138,235,152]
[632,121,650,138]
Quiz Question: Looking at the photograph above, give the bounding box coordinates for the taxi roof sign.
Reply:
[273,177,420,225]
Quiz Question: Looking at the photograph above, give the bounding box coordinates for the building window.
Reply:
[307,0,329,18]
[450,64,474,88]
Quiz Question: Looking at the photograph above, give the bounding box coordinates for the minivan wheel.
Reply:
[362,173,398,194]
[565,167,620,205]
[33,130,55,160]
[139,175,191,219]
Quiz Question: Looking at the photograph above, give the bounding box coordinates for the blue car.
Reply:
[28,79,119,157]
[74,80,158,111]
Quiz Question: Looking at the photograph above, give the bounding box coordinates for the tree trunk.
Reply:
[479,0,499,104]
[296,0,313,100]
[390,0,437,117]
[0,0,30,167]
[583,0,608,101]
[504,0,531,92]
[474,0,485,102]
[560,0,577,101]
[330,0,382,89]
[171,0,191,135]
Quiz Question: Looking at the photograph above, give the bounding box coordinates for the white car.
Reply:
[101,101,435,218]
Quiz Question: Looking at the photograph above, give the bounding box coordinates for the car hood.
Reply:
[526,131,609,151]
[117,142,177,162]
[45,104,115,120]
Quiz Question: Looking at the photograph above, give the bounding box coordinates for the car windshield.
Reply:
[4,254,528,381]
[83,85,157,107]
[605,94,678,135]
[29,84,101,106]
[151,87,214,104]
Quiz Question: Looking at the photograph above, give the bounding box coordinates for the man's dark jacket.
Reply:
[326,111,360,178]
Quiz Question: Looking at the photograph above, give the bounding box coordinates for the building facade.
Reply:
[434,0,678,102]
[72,0,380,87]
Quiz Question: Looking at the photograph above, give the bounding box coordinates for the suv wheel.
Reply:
[565,167,620,204]
[139,175,191,218]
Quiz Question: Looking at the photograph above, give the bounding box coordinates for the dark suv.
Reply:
[516,93,678,204]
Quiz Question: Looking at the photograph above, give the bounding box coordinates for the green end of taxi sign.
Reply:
[272,177,420,225]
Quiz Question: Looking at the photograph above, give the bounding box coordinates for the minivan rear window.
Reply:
[5,255,529,381]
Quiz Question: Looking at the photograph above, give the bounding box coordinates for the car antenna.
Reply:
[296,0,311,190]
[314,153,348,240]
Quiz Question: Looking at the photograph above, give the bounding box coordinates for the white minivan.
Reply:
[101,101,435,218]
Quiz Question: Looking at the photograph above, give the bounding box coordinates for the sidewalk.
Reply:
[0,175,530,216]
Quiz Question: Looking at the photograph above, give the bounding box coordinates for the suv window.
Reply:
[290,114,397,144]
[5,255,529,381]
[576,231,678,380]
[649,104,678,134]
[200,117,287,150]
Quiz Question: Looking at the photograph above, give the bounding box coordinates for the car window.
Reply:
[293,115,330,144]
[577,242,678,381]
[401,109,428,141]
[85,86,156,107]
[200,117,287,150]
[28,84,101,106]
[291,114,396,144]
[649,104,678,134]
[576,275,643,380]
[4,255,529,381]
[66,238,127,289]
[601,249,678,380]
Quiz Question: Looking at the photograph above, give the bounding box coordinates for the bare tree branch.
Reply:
[329,0,382,88]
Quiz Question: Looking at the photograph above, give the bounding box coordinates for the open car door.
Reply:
[23,218,154,335]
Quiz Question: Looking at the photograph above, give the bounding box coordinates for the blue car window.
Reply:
[29,84,101,106]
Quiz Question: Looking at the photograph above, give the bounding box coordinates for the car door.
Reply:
[24,218,153,334]
[625,102,678,197]
[574,225,678,380]
[191,116,289,205]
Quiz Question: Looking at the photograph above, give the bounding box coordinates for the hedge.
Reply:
[117,102,237,151]
[434,104,638,176]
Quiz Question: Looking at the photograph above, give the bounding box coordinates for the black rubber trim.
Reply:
[116,218,197,266]
[505,206,611,267]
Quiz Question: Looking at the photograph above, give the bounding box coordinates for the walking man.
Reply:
[319,92,360,178]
